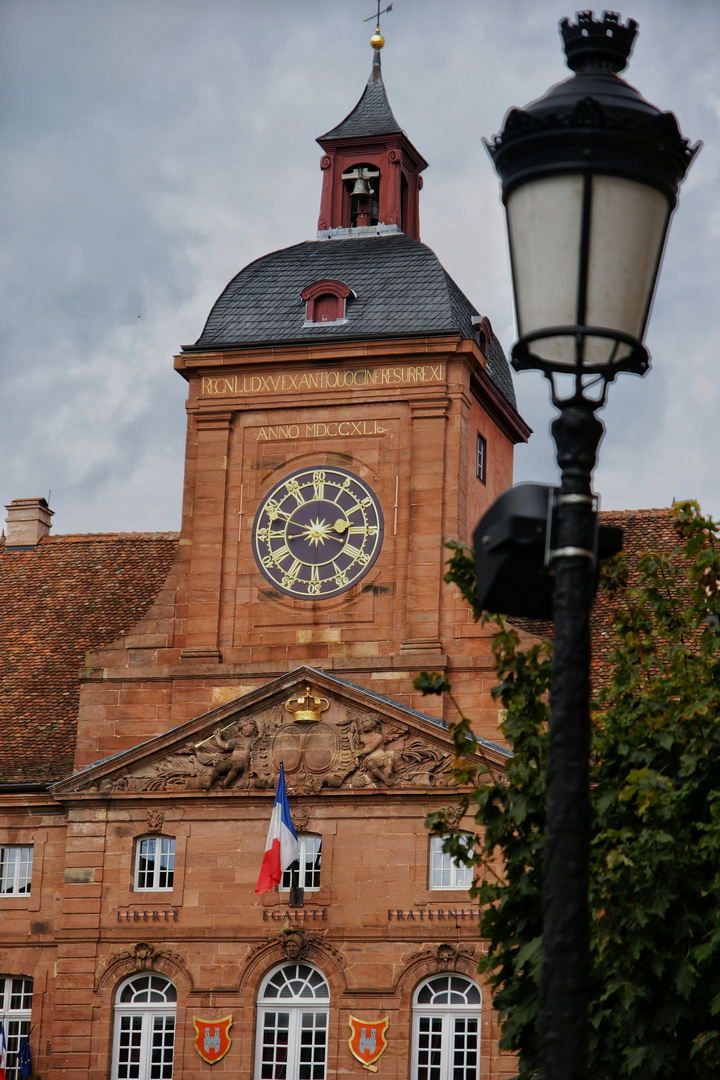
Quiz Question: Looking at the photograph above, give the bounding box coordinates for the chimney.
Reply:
[4,498,54,551]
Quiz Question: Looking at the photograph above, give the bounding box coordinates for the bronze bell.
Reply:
[350,176,372,199]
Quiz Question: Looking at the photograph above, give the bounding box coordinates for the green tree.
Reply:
[417,501,720,1079]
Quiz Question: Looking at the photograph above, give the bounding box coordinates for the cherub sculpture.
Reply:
[207,719,258,789]
[352,716,396,785]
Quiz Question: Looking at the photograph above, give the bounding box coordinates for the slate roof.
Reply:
[318,51,402,141]
[189,233,518,410]
[0,533,178,785]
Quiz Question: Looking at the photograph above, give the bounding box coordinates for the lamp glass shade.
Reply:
[507,173,670,370]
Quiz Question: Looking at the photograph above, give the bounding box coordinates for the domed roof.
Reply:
[187,233,517,407]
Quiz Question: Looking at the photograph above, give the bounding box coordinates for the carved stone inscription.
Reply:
[91,706,452,795]
[200,364,444,398]
[256,419,388,441]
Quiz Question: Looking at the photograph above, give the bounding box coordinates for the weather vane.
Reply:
[363,1,393,50]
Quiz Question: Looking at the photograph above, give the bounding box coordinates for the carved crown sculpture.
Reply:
[285,686,330,724]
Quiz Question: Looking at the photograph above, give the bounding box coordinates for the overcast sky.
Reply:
[1,0,718,535]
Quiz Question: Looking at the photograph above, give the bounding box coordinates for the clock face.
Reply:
[252,466,384,599]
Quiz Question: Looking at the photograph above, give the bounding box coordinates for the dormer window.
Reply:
[471,315,493,357]
[302,279,353,326]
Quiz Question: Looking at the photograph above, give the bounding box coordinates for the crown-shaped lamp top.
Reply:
[560,10,638,73]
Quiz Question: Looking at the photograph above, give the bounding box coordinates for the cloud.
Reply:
[1,0,718,531]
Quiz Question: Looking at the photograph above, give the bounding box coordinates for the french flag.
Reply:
[255,766,299,895]
[0,1020,6,1080]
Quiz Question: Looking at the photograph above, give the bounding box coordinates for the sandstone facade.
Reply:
[0,44,534,1080]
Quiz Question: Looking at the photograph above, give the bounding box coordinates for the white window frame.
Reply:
[0,977,33,1080]
[112,974,177,1080]
[476,432,487,484]
[134,836,175,892]
[429,834,474,891]
[0,847,33,896]
[411,975,481,1080]
[279,835,322,892]
[255,963,329,1080]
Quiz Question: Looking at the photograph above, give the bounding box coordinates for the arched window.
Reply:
[255,963,329,1080]
[400,170,409,234]
[112,974,177,1080]
[0,977,32,1080]
[411,975,481,1080]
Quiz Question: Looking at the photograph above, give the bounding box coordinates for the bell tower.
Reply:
[316,45,427,240]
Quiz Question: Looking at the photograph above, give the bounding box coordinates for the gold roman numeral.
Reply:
[308,564,321,595]
[313,471,325,500]
[271,543,291,563]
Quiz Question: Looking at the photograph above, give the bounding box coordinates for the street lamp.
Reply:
[484,11,698,1080]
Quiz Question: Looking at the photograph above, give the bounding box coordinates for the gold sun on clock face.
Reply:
[252,467,384,599]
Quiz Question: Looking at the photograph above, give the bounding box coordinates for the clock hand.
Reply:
[285,532,345,542]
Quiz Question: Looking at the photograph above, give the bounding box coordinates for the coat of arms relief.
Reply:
[93,686,453,795]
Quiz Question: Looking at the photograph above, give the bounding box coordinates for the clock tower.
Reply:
[4,40,538,1075]
[75,40,530,768]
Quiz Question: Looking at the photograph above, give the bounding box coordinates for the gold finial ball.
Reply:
[371,30,385,50]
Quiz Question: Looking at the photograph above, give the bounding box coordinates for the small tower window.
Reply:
[302,279,353,325]
[476,433,487,484]
[400,171,409,234]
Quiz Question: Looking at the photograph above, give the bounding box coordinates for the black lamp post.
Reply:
[484,12,699,1080]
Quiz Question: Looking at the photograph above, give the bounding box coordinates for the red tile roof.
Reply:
[0,533,178,784]
[511,507,679,687]
[590,507,680,687]
[0,508,680,785]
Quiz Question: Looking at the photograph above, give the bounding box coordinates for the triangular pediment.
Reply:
[53,667,508,798]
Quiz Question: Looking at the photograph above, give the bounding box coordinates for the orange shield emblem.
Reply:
[348,1015,389,1072]
[193,1015,233,1064]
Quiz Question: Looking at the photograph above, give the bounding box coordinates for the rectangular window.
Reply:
[257,1010,327,1080]
[417,1015,443,1080]
[280,836,322,892]
[135,837,175,892]
[476,433,487,484]
[429,835,474,891]
[116,1014,174,1080]
[0,977,33,1080]
[0,846,33,895]
[415,1014,478,1080]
